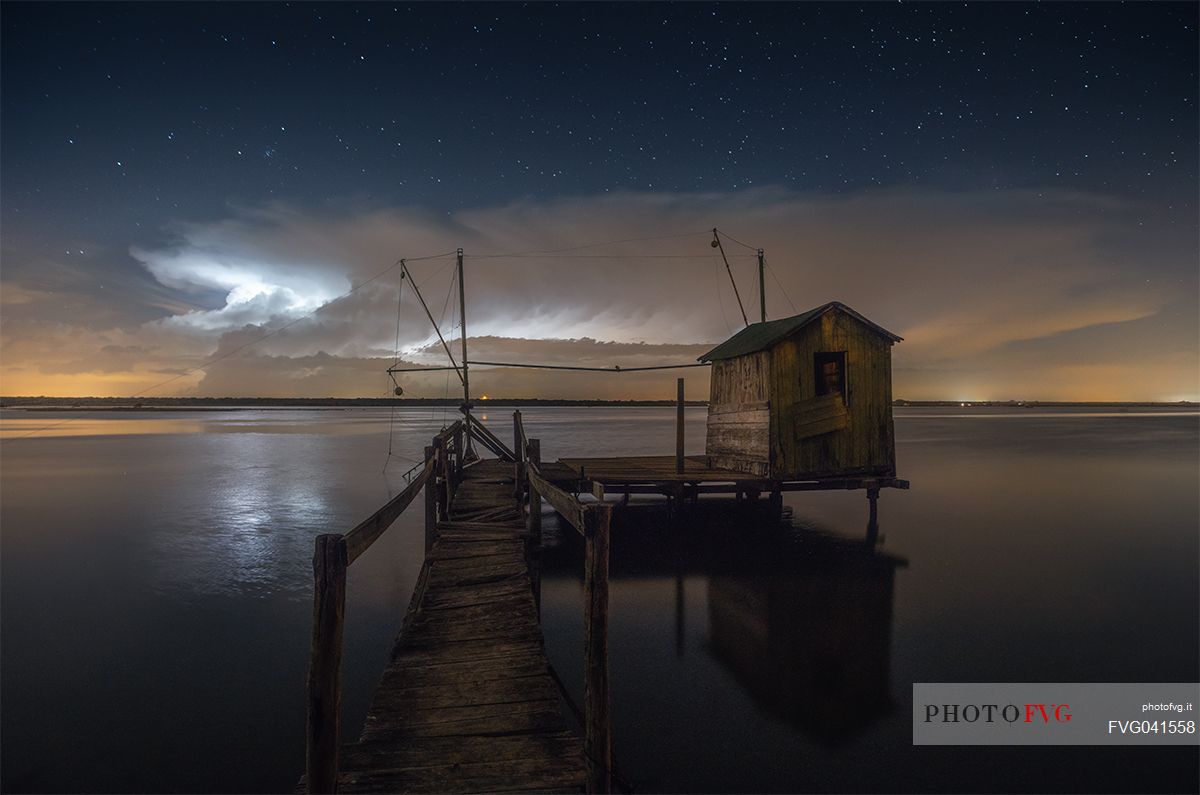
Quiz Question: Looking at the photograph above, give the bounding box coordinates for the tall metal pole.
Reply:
[712,228,749,327]
[457,249,469,401]
[757,248,766,323]
[457,248,475,460]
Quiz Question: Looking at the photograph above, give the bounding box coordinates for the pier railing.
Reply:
[305,420,464,795]
[521,422,614,795]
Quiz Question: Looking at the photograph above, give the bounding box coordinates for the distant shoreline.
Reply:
[1,396,1195,411]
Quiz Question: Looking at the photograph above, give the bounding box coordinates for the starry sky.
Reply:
[2,2,1196,400]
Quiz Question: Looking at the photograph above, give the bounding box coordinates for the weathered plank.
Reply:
[330,459,586,794]
[307,534,348,795]
[527,465,585,534]
[345,460,433,564]
[794,392,850,439]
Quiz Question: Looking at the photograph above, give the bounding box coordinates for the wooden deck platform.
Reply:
[335,460,586,793]
[560,455,746,484]
[558,455,909,491]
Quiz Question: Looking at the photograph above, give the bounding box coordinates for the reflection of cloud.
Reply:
[1,188,1195,400]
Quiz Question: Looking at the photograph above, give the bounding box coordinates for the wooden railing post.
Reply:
[424,445,437,554]
[306,534,347,794]
[675,377,685,474]
[512,410,525,498]
[526,438,542,612]
[434,437,449,522]
[584,504,612,795]
[453,427,463,494]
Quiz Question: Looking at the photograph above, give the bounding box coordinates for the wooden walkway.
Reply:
[335,460,587,793]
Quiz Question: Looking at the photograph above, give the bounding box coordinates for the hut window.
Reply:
[814,352,847,402]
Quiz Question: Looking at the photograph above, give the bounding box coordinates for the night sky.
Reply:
[2,2,1196,400]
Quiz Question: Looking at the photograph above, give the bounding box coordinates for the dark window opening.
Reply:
[814,351,847,403]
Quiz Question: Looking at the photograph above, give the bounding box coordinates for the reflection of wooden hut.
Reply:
[707,543,902,741]
[699,301,902,479]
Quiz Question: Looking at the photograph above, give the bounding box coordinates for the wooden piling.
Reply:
[768,486,783,522]
[434,437,449,522]
[526,439,542,612]
[452,424,464,492]
[513,410,525,499]
[866,486,880,546]
[583,504,612,795]
[306,533,347,795]
[675,377,685,474]
[423,445,437,553]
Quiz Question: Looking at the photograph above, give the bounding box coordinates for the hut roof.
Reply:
[698,301,902,362]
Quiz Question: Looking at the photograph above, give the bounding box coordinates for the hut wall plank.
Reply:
[794,394,849,439]
[706,352,771,473]
[770,309,896,478]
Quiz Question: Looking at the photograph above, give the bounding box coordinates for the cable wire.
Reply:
[471,228,711,259]
[713,227,758,251]
[764,257,798,313]
[7,250,456,440]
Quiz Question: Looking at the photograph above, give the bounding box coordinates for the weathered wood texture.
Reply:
[582,507,612,794]
[345,460,433,565]
[675,378,685,474]
[793,393,849,440]
[527,465,585,536]
[708,351,771,406]
[773,310,895,478]
[705,401,771,476]
[706,352,772,474]
[560,455,768,485]
[334,460,585,794]
[307,535,348,795]
[707,307,897,479]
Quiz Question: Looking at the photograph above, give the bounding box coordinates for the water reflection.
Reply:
[143,430,340,600]
[707,533,904,743]
[542,501,907,749]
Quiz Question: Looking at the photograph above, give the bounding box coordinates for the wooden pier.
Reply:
[303,417,613,795]
[334,459,586,793]
[302,405,906,793]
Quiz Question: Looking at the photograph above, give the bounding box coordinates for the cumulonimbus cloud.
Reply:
[1,187,1195,400]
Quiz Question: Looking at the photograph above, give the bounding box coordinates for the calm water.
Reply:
[1,406,1196,793]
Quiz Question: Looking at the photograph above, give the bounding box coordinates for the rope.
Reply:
[468,361,709,373]
[711,229,749,327]
[713,227,758,252]
[471,228,710,259]
[764,257,798,313]
[383,267,406,473]
[712,253,733,333]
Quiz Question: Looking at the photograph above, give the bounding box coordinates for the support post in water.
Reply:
[424,445,437,553]
[525,438,542,612]
[676,377,685,474]
[512,410,525,499]
[768,486,783,522]
[306,533,347,795]
[866,485,880,546]
[584,504,613,795]
[452,423,464,492]
[434,437,449,522]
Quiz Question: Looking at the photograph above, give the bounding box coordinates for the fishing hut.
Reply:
[557,300,907,530]
[700,301,901,479]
